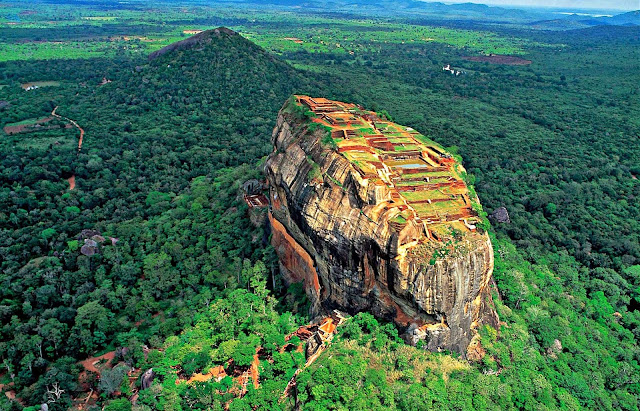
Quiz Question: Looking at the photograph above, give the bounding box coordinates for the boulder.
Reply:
[78,229,102,241]
[489,207,510,223]
[80,239,98,256]
[243,179,263,195]
[140,368,155,390]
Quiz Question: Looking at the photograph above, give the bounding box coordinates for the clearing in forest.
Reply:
[20,81,61,90]
[3,116,62,134]
[80,351,116,374]
[83,16,117,21]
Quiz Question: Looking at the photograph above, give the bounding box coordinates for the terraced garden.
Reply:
[296,95,481,239]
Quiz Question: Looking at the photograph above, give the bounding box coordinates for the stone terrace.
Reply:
[296,95,479,239]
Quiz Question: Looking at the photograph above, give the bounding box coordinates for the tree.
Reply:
[104,398,132,411]
[45,382,65,404]
[99,364,130,397]
[72,301,113,353]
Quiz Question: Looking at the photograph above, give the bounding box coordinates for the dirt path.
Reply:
[67,175,76,190]
[250,353,260,389]
[280,316,344,401]
[52,106,84,152]
[80,351,115,374]
[52,106,84,190]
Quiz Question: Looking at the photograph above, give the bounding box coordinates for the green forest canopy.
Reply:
[0,3,639,410]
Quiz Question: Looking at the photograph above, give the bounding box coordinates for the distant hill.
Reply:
[148,27,240,60]
[232,0,541,21]
[531,9,640,30]
[608,9,640,25]
[120,27,318,163]
[527,18,593,31]
[235,0,639,28]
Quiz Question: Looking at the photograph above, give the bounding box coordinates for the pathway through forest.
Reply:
[52,106,84,190]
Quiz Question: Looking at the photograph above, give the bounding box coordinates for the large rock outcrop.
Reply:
[265,96,498,354]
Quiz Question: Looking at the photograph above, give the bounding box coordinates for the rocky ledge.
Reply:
[265,96,498,354]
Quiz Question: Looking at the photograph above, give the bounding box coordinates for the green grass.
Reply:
[400,171,453,179]
[413,134,443,149]
[82,16,117,21]
[395,180,426,187]
[387,137,414,144]
[245,21,530,56]
[390,214,408,224]
[0,41,133,62]
[4,117,50,127]
[345,151,378,163]
[354,127,376,136]
[15,136,72,150]
[5,128,75,149]
[400,190,449,202]
[394,144,420,152]
[0,4,534,61]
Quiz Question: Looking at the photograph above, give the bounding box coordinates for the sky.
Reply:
[437,0,639,11]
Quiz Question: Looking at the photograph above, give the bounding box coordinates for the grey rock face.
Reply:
[78,229,102,241]
[265,106,499,355]
[305,334,322,360]
[243,179,264,195]
[80,239,98,256]
[489,207,510,223]
[140,368,155,390]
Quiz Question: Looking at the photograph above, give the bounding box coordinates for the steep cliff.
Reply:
[265,96,498,354]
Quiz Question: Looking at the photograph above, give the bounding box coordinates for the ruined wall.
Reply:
[265,104,498,354]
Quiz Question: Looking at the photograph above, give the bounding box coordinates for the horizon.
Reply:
[431,0,639,11]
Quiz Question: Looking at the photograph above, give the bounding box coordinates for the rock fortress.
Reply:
[265,96,499,354]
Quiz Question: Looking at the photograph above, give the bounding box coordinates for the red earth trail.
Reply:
[67,175,76,190]
[52,106,84,152]
[52,106,84,190]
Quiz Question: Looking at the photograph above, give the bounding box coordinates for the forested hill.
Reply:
[0,28,322,408]
[148,27,241,60]
[89,26,312,172]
